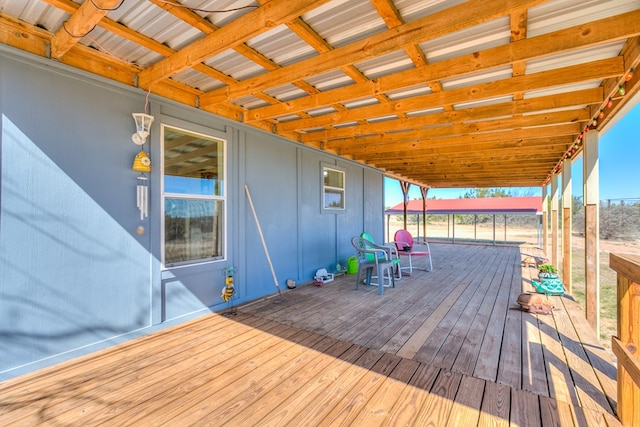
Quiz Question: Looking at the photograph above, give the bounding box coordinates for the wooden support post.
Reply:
[421,187,428,241]
[452,214,456,244]
[562,160,572,293]
[504,214,507,244]
[542,186,548,254]
[400,181,410,230]
[551,174,559,267]
[610,253,640,427]
[584,130,600,334]
[493,214,496,246]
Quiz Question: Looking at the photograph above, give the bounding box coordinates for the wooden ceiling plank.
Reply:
[247,9,640,122]
[200,0,549,106]
[50,0,122,59]
[137,0,331,88]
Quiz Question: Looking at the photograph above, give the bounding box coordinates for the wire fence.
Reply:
[572,197,640,241]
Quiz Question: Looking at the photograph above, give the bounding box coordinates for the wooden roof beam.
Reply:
[49,0,122,59]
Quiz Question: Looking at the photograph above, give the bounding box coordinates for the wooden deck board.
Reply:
[0,243,619,426]
[479,381,511,426]
[446,375,485,426]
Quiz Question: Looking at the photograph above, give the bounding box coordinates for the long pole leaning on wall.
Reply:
[245,184,283,300]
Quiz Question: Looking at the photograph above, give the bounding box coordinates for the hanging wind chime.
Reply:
[131,112,154,227]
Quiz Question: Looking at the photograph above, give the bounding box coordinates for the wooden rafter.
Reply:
[49,0,122,59]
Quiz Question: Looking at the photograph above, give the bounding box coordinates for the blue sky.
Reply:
[385,99,640,207]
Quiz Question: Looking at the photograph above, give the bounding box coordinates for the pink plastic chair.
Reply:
[393,229,432,273]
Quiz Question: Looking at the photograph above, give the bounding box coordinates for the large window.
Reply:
[163,126,225,266]
[322,165,345,211]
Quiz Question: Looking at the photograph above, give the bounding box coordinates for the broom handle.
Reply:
[244,184,282,296]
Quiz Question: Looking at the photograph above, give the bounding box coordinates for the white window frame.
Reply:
[322,163,346,212]
[161,123,227,268]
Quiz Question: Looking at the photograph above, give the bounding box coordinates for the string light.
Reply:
[625,67,634,82]
[618,85,626,96]
[606,98,613,108]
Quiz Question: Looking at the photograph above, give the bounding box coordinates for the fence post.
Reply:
[610,253,640,426]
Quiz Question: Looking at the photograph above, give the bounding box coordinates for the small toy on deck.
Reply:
[334,263,347,277]
[313,268,334,285]
[516,293,555,314]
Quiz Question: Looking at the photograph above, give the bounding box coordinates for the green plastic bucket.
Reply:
[347,256,359,275]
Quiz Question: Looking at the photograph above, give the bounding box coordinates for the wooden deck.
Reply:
[0,244,620,426]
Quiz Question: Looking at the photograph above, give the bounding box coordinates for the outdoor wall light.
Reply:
[131,112,154,145]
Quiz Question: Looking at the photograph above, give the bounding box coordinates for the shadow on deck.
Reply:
[0,243,620,426]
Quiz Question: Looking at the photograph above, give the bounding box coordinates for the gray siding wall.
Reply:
[0,48,384,380]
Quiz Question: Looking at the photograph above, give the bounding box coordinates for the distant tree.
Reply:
[463,188,512,198]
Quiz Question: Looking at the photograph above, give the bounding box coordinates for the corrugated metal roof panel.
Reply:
[406,107,446,117]
[526,41,627,74]
[263,84,308,102]
[524,81,602,99]
[341,97,379,109]
[188,0,259,28]
[306,106,338,117]
[528,0,640,37]
[420,17,511,63]
[231,94,268,109]
[395,0,468,22]
[246,24,317,67]
[454,96,514,110]
[355,50,415,80]
[386,85,432,101]
[304,70,355,92]
[205,49,266,81]
[173,68,221,92]
[440,67,513,90]
[303,0,385,47]
[0,0,66,31]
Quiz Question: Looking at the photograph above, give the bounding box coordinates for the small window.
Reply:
[322,165,345,211]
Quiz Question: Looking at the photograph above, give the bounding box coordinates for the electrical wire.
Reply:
[89,0,126,12]
[153,0,258,14]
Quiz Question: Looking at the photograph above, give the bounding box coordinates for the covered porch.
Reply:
[0,243,620,426]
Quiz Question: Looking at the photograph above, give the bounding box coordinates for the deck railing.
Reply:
[610,253,640,426]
